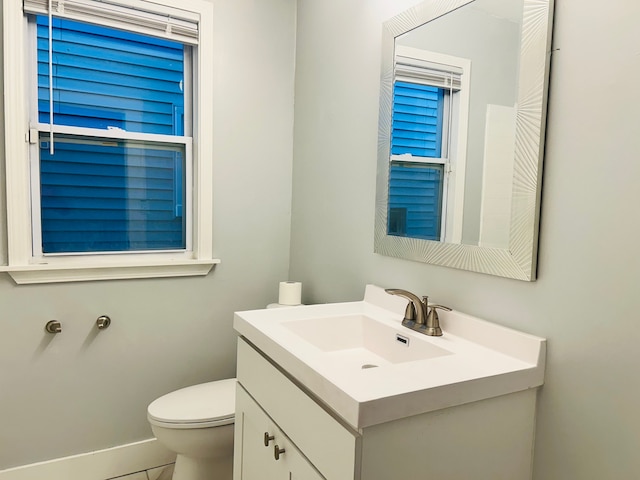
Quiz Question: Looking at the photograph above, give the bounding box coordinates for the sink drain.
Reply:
[361,364,378,369]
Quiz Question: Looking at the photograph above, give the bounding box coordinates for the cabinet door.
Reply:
[235,384,324,480]
[271,431,324,480]
[287,450,325,480]
[237,339,358,479]
[234,384,285,480]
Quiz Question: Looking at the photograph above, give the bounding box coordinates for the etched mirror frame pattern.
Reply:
[375,0,554,281]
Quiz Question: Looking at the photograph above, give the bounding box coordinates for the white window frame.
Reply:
[393,45,471,243]
[1,0,218,284]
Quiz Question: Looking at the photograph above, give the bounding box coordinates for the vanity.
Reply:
[232,285,546,479]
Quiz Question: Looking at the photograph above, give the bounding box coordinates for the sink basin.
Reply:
[234,284,546,429]
[282,314,452,369]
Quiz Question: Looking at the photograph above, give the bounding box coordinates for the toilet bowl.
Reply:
[148,378,236,480]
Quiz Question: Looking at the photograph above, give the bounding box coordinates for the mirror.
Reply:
[375,0,554,281]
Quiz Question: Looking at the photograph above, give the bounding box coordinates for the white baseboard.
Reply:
[0,438,175,480]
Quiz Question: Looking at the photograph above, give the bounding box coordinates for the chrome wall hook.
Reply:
[96,315,111,330]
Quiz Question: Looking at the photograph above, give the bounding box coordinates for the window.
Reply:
[1,0,216,284]
[388,46,470,243]
[35,17,188,254]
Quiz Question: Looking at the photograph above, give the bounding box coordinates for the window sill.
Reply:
[0,259,220,284]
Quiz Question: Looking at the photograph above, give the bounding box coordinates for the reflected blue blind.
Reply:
[36,16,186,254]
[388,163,443,241]
[37,16,184,134]
[391,82,443,158]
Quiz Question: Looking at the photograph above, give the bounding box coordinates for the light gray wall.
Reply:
[0,0,296,469]
[291,0,640,479]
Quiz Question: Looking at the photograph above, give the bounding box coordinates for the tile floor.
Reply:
[106,463,174,480]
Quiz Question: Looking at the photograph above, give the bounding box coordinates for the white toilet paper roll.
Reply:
[278,281,302,305]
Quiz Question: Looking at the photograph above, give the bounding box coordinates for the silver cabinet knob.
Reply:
[45,320,62,333]
[274,444,285,460]
[96,315,111,330]
[264,432,275,447]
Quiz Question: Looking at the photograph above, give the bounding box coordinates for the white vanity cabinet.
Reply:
[234,338,358,480]
[235,386,323,480]
[233,336,540,480]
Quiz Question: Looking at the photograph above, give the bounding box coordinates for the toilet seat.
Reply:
[147,378,236,429]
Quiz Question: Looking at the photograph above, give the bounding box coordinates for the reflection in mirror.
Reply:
[389,46,471,244]
[391,0,522,247]
[375,0,554,280]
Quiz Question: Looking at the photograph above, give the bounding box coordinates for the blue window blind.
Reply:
[388,163,444,241]
[388,81,445,240]
[391,82,444,157]
[36,16,186,254]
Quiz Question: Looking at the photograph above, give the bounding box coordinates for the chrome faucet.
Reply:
[385,289,427,326]
[385,288,451,336]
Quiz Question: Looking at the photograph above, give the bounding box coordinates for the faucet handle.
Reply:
[401,302,417,326]
[424,304,451,337]
[428,304,451,312]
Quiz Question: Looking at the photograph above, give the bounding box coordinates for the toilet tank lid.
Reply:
[148,378,236,424]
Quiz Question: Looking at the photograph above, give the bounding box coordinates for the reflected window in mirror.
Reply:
[389,47,470,242]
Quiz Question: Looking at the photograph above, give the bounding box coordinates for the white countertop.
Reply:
[233,285,546,429]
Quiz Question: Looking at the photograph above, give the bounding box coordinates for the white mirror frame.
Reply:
[375,0,554,281]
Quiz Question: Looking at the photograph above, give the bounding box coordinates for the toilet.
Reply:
[147,378,236,480]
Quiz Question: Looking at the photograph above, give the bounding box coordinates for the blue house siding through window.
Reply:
[388,163,444,240]
[388,81,445,240]
[36,16,186,253]
[37,16,185,134]
[40,140,185,253]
